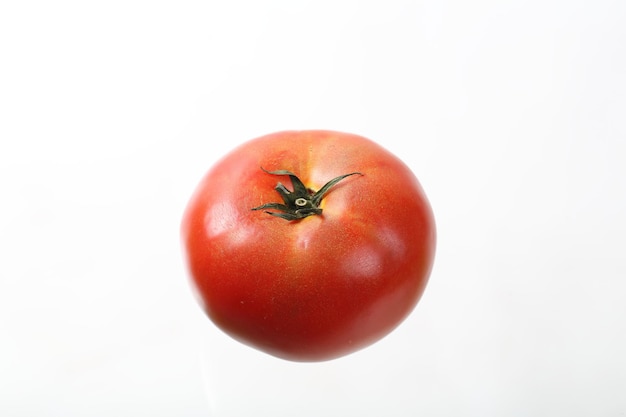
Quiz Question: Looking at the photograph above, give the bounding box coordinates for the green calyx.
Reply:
[251,168,362,221]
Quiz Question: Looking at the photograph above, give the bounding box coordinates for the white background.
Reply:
[1,1,625,416]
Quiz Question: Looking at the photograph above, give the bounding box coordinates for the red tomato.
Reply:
[181,130,436,362]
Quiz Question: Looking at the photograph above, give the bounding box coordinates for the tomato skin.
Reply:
[181,130,435,362]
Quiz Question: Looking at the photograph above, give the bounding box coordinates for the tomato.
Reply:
[181,130,436,362]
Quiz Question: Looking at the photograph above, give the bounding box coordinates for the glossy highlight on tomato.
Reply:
[181,130,436,362]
